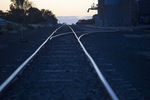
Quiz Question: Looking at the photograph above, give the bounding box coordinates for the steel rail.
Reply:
[87,25,120,32]
[117,27,133,31]
[51,32,73,38]
[89,25,133,31]
[79,32,94,40]
[68,26,119,100]
[0,26,63,94]
[52,30,116,40]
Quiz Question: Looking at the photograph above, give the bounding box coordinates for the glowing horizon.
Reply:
[0,0,97,17]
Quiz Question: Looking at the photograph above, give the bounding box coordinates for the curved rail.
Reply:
[0,26,63,94]
[68,26,119,100]
[1,25,119,100]
[79,32,94,40]
[51,32,73,38]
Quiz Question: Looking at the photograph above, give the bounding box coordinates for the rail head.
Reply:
[0,25,63,94]
[68,26,119,100]
[0,25,119,100]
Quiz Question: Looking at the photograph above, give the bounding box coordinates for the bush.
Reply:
[26,25,35,30]
[0,27,2,34]
[0,26,4,34]
[5,24,14,31]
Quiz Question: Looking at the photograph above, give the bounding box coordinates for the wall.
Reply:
[98,0,137,26]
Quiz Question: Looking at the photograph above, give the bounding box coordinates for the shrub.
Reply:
[26,25,35,30]
[5,24,14,31]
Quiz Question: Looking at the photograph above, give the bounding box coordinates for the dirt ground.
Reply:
[0,26,57,84]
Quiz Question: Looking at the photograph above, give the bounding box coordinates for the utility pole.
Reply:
[136,0,140,24]
[98,0,105,26]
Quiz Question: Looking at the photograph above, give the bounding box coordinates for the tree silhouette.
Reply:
[1,0,57,25]
[0,10,4,17]
[41,9,58,25]
[26,7,44,24]
[8,0,32,23]
[10,0,32,10]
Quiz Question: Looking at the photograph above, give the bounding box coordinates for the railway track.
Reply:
[0,26,118,100]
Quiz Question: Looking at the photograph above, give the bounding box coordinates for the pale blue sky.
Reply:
[0,0,97,17]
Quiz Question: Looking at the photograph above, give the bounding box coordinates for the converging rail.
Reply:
[0,26,63,94]
[0,25,119,100]
[69,26,119,100]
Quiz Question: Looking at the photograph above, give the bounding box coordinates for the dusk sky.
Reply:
[0,0,97,17]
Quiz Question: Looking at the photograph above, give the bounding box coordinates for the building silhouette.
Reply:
[88,0,150,26]
[138,0,150,24]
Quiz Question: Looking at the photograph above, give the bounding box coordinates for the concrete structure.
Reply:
[104,0,137,26]
[88,0,137,26]
[138,0,150,24]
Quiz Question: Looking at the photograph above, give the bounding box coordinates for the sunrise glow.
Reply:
[0,0,97,17]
